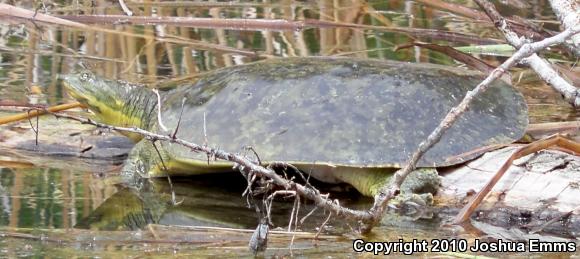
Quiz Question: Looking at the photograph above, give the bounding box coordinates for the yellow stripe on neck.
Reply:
[91,100,145,142]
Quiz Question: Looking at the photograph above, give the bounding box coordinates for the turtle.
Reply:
[60,57,528,198]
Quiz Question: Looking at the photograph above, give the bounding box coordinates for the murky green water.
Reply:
[0,0,578,257]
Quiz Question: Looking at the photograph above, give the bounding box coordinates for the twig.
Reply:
[118,0,133,16]
[244,146,262,165]
[203,111,208,146]
[150,92,181,206]
[26,110,39,146]
[289,195,301,255]
[152,89,169,132]
[171,97,186,139]
[288,195,300,232]
[362,22,580,233]
[150,141,167,171]
[149,140,181,205]
[315,209,334,239]
[300,206,319,224]
[268,162,306,183]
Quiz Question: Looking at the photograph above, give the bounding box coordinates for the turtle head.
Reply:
[61,70,125,117]
[60,70,155,140]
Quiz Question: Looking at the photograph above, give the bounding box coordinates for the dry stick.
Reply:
[49,112,372,222]
[58,15,305,31]
[288,195,301,254]
[152,89,168,132]
[25,110,39,146]
[151,89,181,206]
[56,14,502,45]
[362,26,580,233]
[526,121,580,136]
[315,211,333,240]
[0,102,82,126]
[474,0,580,107]
[171,98,186,139]
[453,135,580,224]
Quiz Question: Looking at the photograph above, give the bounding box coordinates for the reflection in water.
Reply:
[0,167,116,229]
[0,161,365,231]
[75,175,325,231]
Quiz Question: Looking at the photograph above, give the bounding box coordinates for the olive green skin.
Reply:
[62,57,528,196]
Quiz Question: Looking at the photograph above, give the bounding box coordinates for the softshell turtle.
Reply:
[61,57,528,197]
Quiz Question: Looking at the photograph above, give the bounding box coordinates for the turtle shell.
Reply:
[158,57,528,168]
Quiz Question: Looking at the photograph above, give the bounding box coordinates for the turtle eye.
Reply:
[80,72,91,82]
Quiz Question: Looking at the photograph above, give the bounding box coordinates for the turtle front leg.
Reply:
[120,139,169,188]
[390,168,441,219]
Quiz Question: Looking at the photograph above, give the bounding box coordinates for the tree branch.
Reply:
[548,0,580,55]
[475,0,580,107]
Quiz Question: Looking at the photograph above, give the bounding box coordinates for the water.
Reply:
[0,0,578,257]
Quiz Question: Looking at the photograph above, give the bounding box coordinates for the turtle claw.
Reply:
[390,193,434,220]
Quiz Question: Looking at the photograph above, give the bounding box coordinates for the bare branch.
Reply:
[171,97,187,139]
[548,0,580,55]
[475,0,580,107]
